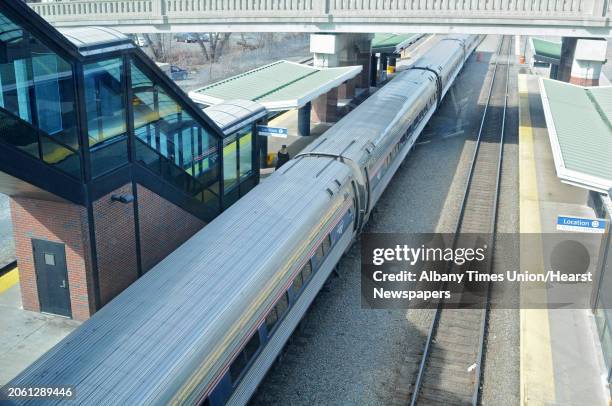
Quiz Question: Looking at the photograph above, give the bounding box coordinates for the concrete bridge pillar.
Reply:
[311,32,373,91]
[558,37,607,86]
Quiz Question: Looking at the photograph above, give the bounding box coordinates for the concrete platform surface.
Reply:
[0,282,80,385]
[519,72,610,406]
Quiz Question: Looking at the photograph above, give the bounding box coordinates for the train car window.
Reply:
[229,352,247,385]
[322,235,331,256]
[265,308,278,332]
[276,292,289,316]
[301,261,312,281]
[244,332,261,360]
[229,332,261,385]
[265,292,290,334]
[292,272,304,292]
[313,244,325,266]
[201,398,210,406]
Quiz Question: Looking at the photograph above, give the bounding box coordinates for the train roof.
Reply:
[10,157,353,405]
[299,68,436,163]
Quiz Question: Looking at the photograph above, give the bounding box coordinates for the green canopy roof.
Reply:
[540,78,612,192]
[531,38,562,63]
[189,60,361,111]
[372,33,422,54]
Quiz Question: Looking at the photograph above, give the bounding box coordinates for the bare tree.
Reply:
[197,33,232,63]
[144,33,172,62]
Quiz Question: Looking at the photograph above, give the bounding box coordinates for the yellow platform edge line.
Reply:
[0,267,19,294]
[518,74,556,406]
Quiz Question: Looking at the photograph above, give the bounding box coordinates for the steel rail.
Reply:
[409,35,511,406]
[470,34,511,406]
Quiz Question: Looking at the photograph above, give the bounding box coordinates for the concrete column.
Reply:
[558,37,607,86]
[558,37,577,82]
[550,64,559,80]
[298,102,312,136]
[311,33,373,90]
[312,87,338,124]
[360,51,372,88]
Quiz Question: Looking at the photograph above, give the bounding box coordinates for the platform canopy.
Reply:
[189,60,361,111]
[58,26,135,56]
[204,99,267,136]
[530,37,561,65]
[539,78,612,193]
[372,33,423,54]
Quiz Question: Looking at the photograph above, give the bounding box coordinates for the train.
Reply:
[7,34,483,406]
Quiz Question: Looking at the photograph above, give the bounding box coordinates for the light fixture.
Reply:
[111,194,134,204]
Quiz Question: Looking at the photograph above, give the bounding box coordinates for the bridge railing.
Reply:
[29,0,609,22]
[164,0,322,15]
[31,0,163,22]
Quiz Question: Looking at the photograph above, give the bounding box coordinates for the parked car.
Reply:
[156,63,189,81]
[175,33,198,43]
[130,35,148,47]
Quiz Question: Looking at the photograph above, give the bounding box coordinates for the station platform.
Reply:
[518,73,610,405]
[0,269,79,385]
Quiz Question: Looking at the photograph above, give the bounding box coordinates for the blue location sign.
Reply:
[257,125,288,138]
[557,215,607,233]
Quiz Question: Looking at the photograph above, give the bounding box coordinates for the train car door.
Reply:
[32,239,72,317]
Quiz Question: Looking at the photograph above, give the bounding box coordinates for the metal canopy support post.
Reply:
[298,102,312,136]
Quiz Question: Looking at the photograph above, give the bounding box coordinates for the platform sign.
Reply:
[556,215,607,234]
[257,125,288,138]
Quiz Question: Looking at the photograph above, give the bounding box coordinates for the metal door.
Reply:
[32,239,71,317]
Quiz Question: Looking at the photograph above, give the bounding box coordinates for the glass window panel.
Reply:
[134,138,161,174]
[0,109,39,158]
[131,62,219,192]
[84,58,127,177]
[0,11,78,153]
[44,253,55,266]
[40,134,81,179]
[223,135,238,192]
[14,59,31,123]
[238,127,252,181]
[33,54,63,135]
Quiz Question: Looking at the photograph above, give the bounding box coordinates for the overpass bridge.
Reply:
[29,0,612,36]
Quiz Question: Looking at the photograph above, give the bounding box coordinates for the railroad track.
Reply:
[408,36,512,406]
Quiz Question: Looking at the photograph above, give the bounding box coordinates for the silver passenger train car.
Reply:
[8,34,483,406]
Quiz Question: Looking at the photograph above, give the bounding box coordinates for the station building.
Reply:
[0,1,265,320]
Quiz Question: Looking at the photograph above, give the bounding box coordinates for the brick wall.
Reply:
[312,87,339,124]
[137,184,205,272]
[10,197,93,321]
[9,183,207,321]
[92,184,139,306]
